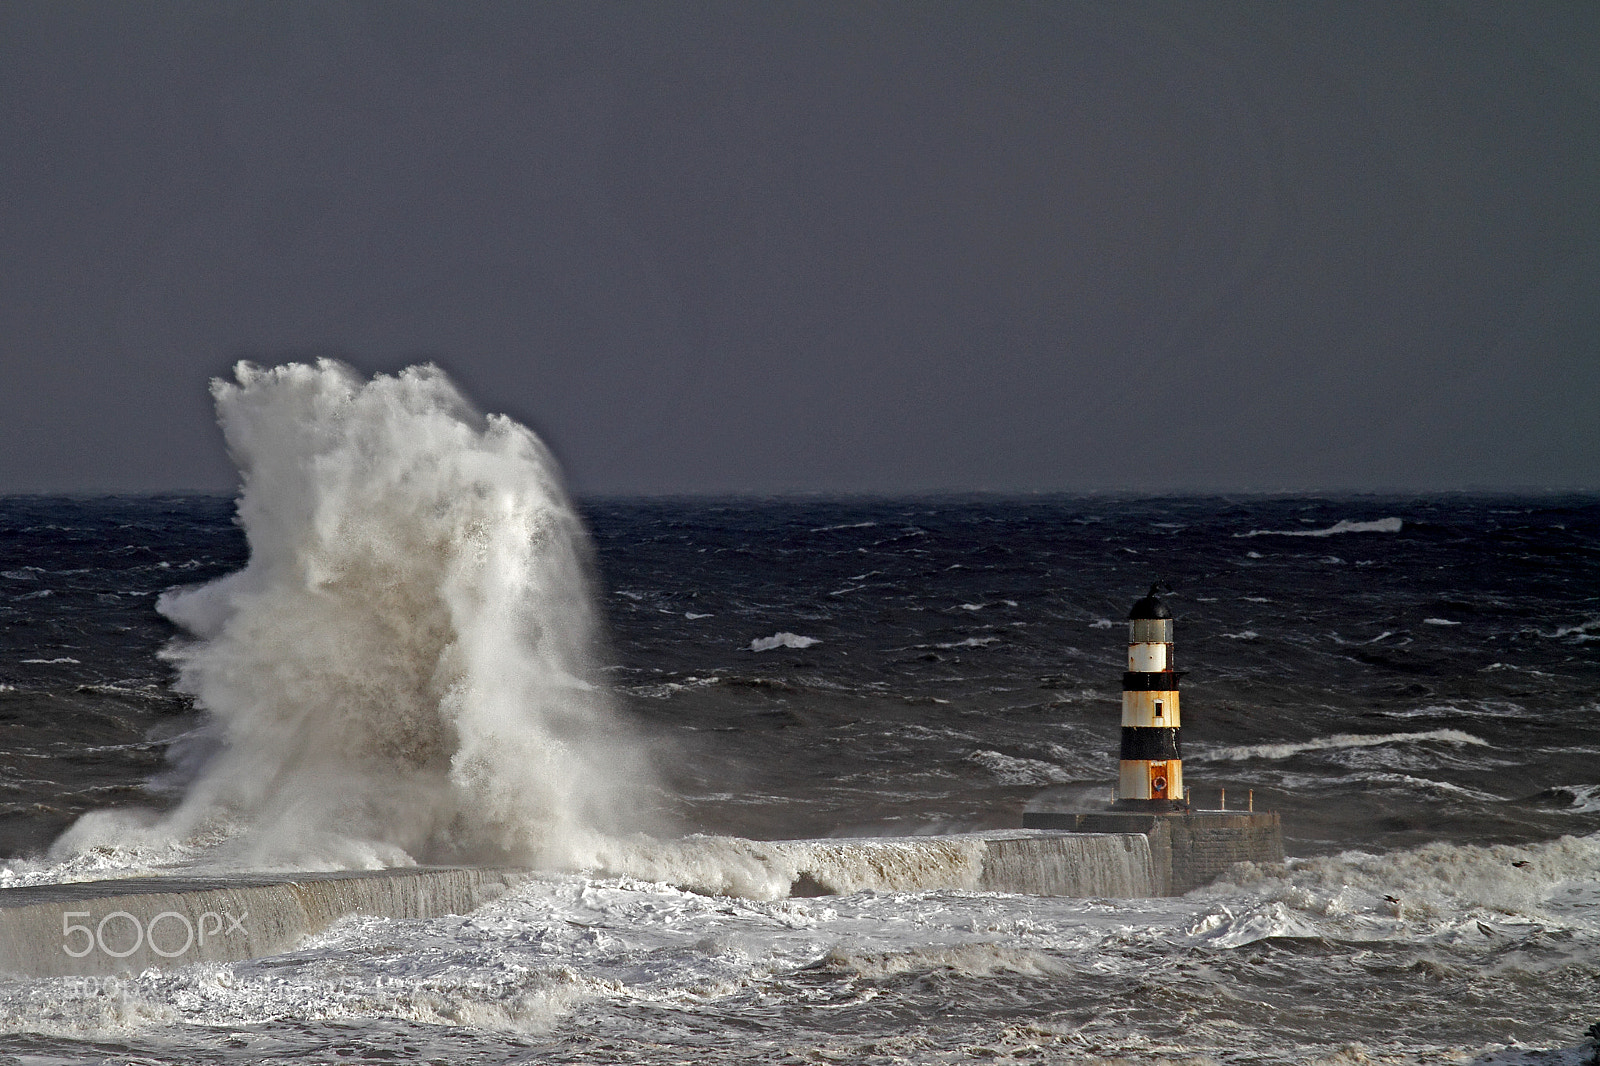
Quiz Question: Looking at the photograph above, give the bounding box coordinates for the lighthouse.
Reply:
[1115,585,1186,810]
[1021,584,1283,890]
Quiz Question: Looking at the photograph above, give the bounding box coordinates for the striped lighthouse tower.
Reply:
[1115,585,1187,810]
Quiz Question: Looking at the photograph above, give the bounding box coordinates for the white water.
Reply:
[3,832,1595,1061]
[748,632,820,652]
[1202,728,1488,762]
[1235,516,1404,537]
[0,834,1157,980]
[51,361,654,871]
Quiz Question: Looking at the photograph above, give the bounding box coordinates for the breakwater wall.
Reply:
[1,822,1269,977]
[0,867,526,978]
[1021,810,1285,894]
[1,831,1155,977]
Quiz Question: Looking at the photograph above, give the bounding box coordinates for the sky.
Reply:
[1,1,1596,496]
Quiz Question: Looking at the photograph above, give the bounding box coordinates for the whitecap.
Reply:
[1548,619,1600,641]
[1362,772,1504,802]
[749,632,820,652]
[1201,729,1488,762]
[936,637,1000,649]
[1549,784,1600,814]
[1235,517,1403,538]
[966,750,1072,786]
[1423,618,1461,626]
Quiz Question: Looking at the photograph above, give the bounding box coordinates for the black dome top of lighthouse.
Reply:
[1128,585,1172,619]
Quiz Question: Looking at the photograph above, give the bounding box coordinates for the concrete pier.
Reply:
[1,831,1159,978]
[0,867,527,978]
[1021,809,1284,894]
[0,822,1277,978]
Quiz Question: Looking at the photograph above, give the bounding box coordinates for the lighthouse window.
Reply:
[1154,701,1164,718]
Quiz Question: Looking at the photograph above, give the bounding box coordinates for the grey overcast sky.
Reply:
[1,1,1596,495]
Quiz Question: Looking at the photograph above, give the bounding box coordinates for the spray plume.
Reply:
[58,360,653,870]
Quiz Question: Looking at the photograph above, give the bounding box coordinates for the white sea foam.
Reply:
[1548,618,1600,641]
[1202,728,1488,762]
[1362,772,1504,802]
[567,832,991,900]
[1235,516,1403,538]
[1424,617,1461,626]
[1552,784,1600,814]
[809,521,878,532]
[1205,830,1600,929]
[49,361,653,872]
[966,750,1072,786]
[748,632,819,652]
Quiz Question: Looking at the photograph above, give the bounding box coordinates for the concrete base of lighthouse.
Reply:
[1022,800,1284,895]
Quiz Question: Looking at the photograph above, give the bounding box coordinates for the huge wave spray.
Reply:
[61,360,652,870]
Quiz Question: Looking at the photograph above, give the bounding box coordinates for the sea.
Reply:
[0,369,1597,1064]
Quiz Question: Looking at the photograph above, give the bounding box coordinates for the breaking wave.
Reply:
[749,632,820,652]
[1235,517,1403,538]
[51,361,654,871]
[1204,831,1600,929]
[1201,729,1488,762]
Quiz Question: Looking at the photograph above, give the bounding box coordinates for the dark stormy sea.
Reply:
[1,490,1597,1064]
[0,371,1596,1064]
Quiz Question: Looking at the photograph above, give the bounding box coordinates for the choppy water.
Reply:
[3,492,1599,1063]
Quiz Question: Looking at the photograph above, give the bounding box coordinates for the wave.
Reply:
[48,361,653,872]
[1201,729,1488,762]
[809,521,878,533]
[821,941,1067,979]
[565,831,989,900]
[1543,784,1600,814]
[966,750,1073,786]
[1234,517,1403,538]
[1548,618,1600,642]
[1202,831,1600,932]
[1360,772,1504,802]
[749,632,820,652]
